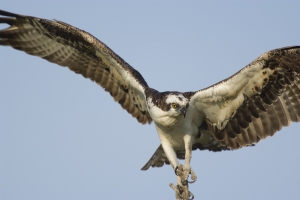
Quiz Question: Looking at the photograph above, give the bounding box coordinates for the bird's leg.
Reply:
[159,141,192,199]
[169,135,197,200]
[159,134,196,199]
[175,135,197,185]
[159,142,190,199]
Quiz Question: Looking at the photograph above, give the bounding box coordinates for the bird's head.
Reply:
[165,93,189,118]
[147,91,190,127]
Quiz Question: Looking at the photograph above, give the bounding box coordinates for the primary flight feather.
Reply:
[1,10,300,200]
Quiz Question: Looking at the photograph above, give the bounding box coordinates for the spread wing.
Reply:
[0,10,152,124]
[188,46,300,149]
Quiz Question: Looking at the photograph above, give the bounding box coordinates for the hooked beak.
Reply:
[180,103,189,118]
[180,107,187,118]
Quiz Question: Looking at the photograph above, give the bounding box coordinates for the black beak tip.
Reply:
[180,107,187,118]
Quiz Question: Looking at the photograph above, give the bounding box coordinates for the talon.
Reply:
[187,168,197,184]
[175,164,193,185]
[174,165,179,176]
[187,179,196,184]
[188,191,194,200]
[174,165,184,177]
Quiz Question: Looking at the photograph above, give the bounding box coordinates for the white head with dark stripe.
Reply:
[164,93,189,117]
[149,92,189,127]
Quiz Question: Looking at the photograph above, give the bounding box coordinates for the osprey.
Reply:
[1,10,300,200]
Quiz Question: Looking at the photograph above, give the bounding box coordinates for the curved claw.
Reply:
[187,179,196,184]
[188,191,194,200]
[174,165,179,176]
[187,175,197,184]
[176,165,197,184]
[188,168,197,184]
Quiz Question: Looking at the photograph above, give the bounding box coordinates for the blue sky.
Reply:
[1,1,300,200]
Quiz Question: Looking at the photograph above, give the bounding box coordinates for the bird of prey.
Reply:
[1,10,300,200]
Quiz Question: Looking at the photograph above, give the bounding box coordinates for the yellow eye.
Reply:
[171,103,177,109]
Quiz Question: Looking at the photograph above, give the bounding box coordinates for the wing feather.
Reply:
[189,46,300,149]
[0,10,152,124]
[239,128,250,146]
[282,88,298,121]
[264,102,280,134]
[274,97,289,127]
[141,145,170,170]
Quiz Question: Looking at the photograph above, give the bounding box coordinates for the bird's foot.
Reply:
[170,183,194,200]
[189,168,197,184]
[174,164,197,184]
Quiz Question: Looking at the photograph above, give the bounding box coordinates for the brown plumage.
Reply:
[204,47,300,150]
[0,10,152,124]
[1,10,300,174]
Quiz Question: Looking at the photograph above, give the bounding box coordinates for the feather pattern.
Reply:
[0,10,152,124]
[1,10,300,172]
[190,47,300,149]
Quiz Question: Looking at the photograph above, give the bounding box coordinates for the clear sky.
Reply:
[1,1,300,200]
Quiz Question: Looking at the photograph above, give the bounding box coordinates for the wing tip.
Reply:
[140,166,149,171]
[0,10,23,18]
